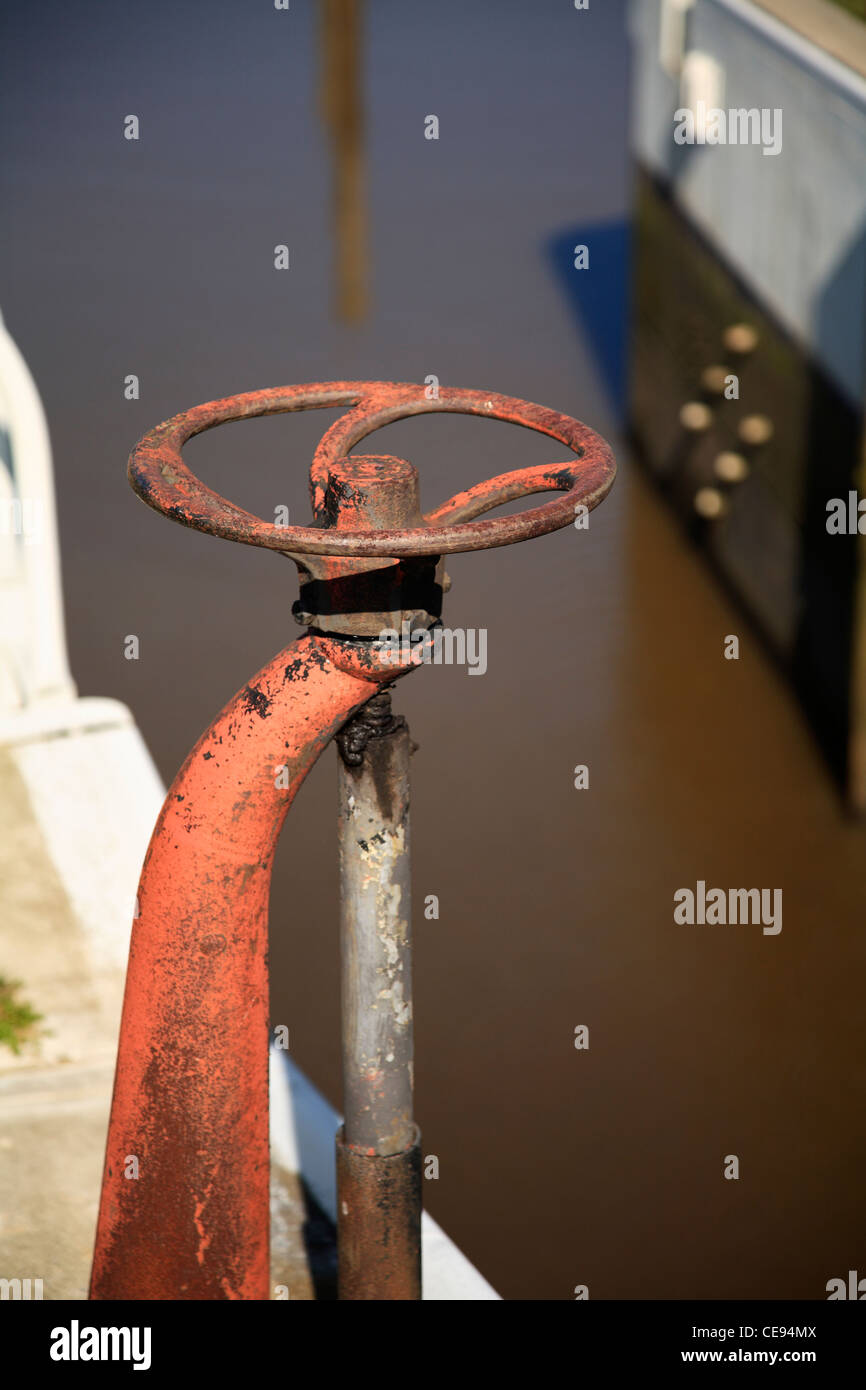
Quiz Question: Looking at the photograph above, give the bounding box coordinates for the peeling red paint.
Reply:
[89,635,413,1301]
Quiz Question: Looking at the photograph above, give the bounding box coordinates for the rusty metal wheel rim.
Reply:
[128,380,616,557]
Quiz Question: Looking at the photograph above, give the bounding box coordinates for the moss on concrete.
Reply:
[0,977,42,1054]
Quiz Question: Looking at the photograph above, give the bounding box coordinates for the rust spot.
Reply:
[241,685,272,718]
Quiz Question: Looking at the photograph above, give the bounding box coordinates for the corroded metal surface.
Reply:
[89,636,415,1300]
[338,693,414,1157]
[127,381,616,556]
[336,1125,422,1300]
[291,453,443,638]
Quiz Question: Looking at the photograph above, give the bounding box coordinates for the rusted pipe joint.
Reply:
[336,687,402,766]
[336,1125,422,1300]
[291,556,444,638]
[290,454,444,636]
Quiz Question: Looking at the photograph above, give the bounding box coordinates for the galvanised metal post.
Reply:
[89,381,615,1301]
[335,687,419,1298]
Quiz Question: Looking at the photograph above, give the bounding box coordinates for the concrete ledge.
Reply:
[270,1048,500,1301]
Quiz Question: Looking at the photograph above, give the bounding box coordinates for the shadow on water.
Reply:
[547,221,632,426]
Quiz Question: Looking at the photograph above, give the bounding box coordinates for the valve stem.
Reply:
[336,688,399,766]
[336,689,421,1298]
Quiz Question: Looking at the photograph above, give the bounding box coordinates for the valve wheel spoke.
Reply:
[128,380,616,558]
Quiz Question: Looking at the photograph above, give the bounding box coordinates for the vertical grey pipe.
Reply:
[337,691,414,1154]
[335,690,422,1299]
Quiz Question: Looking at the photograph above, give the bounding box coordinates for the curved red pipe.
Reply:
[90,634,405,1300]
